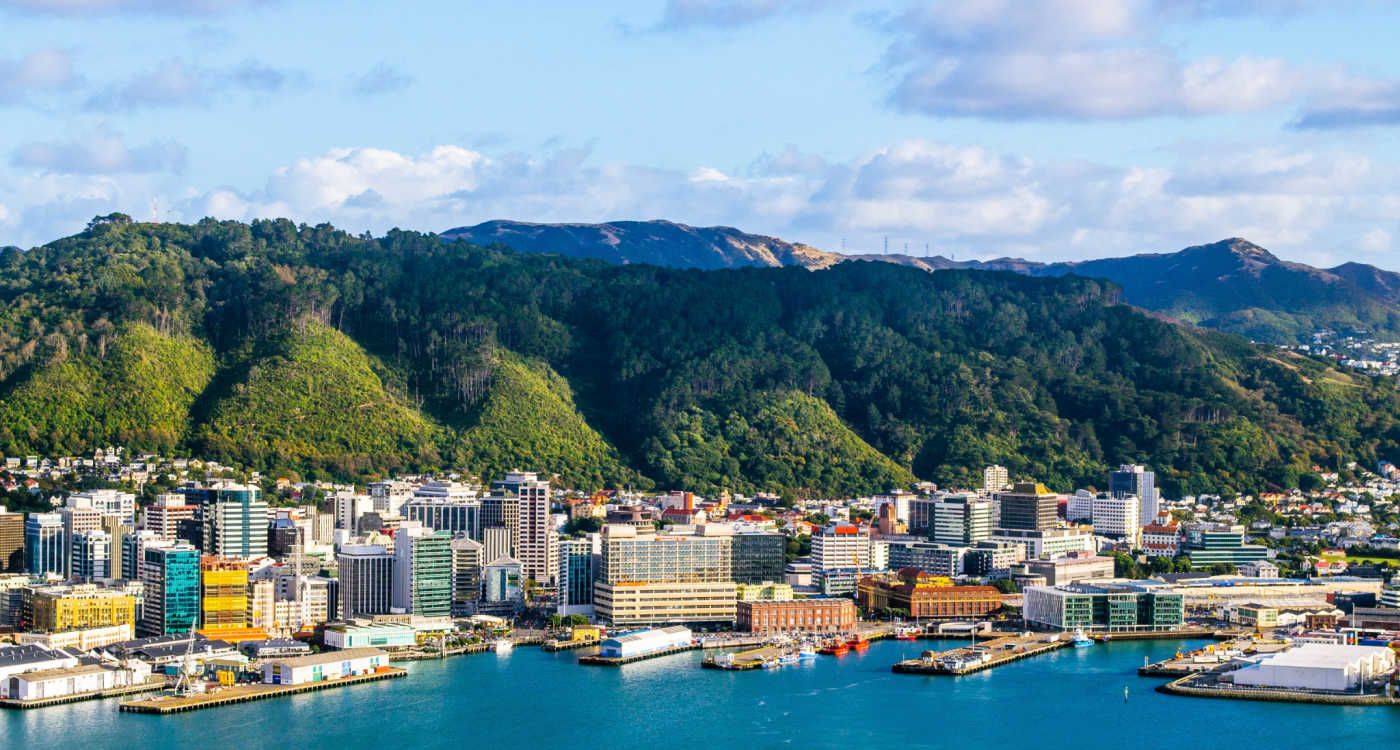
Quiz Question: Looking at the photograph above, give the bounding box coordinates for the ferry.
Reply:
[1071,628,1093,648]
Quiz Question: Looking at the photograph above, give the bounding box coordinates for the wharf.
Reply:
[543,638,599,652]
[701,645,783,671]
[578,643,698,666]
[1093,627,1242,643]
[892,633,1069,675]
[699,636,771,650]
[1158,669,1400,707]
[0,677,166,710]
[118,668,407,714]
[1137,633,1279,677]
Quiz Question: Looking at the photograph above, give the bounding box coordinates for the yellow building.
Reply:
[200,556,250,631]
[736,582,795,602]
[569,624,605,642]
[27,584,136,633]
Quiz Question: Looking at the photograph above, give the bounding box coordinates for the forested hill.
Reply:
[0,214,1396,497]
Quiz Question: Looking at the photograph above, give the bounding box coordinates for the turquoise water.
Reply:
[4,640,1398,748]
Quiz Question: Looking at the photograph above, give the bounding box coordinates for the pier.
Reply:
[118,668,407,714]
[577,643,699,666]
[892,633,1069,675]
[701,645,785,670]
[0,677,166,710]
[543,638,600,652]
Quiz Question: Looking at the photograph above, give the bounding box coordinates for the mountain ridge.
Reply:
[444,220,1400,342]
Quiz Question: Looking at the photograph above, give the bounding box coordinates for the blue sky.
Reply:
[3,0,1400,266]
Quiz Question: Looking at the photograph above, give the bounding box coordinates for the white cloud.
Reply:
[12,132,187,174]
[5,138,1400,269]
[883,0,1396,122]
[0,49,78,104]
[84,57,304,110]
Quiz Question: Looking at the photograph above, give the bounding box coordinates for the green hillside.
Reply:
[448,353,641,489]
[195,321,442,476]
[0,323,214,455]
[0,215,1395,496]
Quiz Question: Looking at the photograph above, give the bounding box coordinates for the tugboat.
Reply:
[846,634,871,652]
[1071,628,1093,648]
[818,638,850,656]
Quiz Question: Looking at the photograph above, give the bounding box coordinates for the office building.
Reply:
[450,535,484,617]
[494,472,555,586]
[200,556,250,632]
[25,513,65,577]
[140,545,200,636]
[67,490,136,527]
[1021,552,1115,585]
[1110,464,1160,524]
[1181,524,1268,567]
[908,495,937,536]
[70,530,112,581]
[931,494,994,546]
[884,540,969,577]
[143,494,195,542]
[557,537,594,617]
[1090,493,1141,544]
[995,482,1060,532]
[482,526,512,564]
[392,525,452,617]
[337,544,395,619]
[0,509,26,572]
[334,492,374,533]
[991,527,1096,560]
[730,531,785,584]
[57,504,102,578]
[481,556,524,614]
[593,524,738,625]
[121,530,167,584]
[26,584,137,633]
[404,491,482,539]
[202,485,269,559]
[369,480,415,516]
[1023,582,1185,632]
[811,524,871,573]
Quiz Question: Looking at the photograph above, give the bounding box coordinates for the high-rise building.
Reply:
[983,465,1010,494]
[810,524,871,574]
[1181,524,1268,567]
[482,526,512,564]
[1110,465,1160,523]
[995,482,1060,532]
[932,493,995,546]
[593,524,738,625]
[70,530,112,581]
[557,537,594,616]
[493,472,555,586]
[121,530,168,584]
[141,544,200,636]
[199,556,250,632]
[25,513,65,577]
[392,525,452,617]
[481,556,523,614]
[730,531,785,584]
[333,492,374,533]
[67,490,137,527]
[202,485,269,559]
[0,509,24,572]
[337,544,395,620]
[1090,493,1141,544]
[907,495,938,536]
[369,480,416,515]
[404,491,481,539]
[143,494,195,542]
[450,535,484,617]
[26,583,137,633]
[57,504,102,577]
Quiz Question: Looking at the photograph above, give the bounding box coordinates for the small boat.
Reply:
[797,645,818,660]
[492,638,514,654]
[894,626,920,641]
[1071,628,1092,648]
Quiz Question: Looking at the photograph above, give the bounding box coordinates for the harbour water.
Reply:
[5,639,1398,748]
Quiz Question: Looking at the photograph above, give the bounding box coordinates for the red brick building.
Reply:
[737,598,857,634]
[857,569,1002,620]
